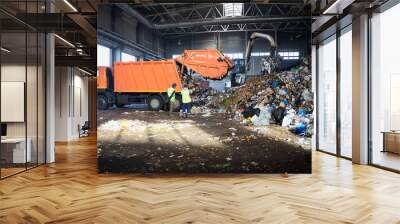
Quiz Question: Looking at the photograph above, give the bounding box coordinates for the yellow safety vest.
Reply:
[181,88,191,103]
[167,87,176,102]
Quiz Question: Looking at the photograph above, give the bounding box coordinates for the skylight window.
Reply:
[223,3,243,17]
[224,53,243,59]
[279,51,300,60]
[251,52,271,57]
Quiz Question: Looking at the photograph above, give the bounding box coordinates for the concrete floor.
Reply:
[97,109,311,173]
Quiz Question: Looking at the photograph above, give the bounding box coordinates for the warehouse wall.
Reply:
[97,4,165,60]
[164,31,310,75]
[165,32,245,58]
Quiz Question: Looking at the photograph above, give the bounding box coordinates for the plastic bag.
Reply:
[282,109,296,127]
[251,106,271,126]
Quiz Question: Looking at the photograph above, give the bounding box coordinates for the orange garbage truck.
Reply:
[97,49,234,110]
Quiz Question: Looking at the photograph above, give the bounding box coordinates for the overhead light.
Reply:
[78,68,93,76]
[63,0,78,12]
[1,47,11,53]
[323,0,341,14]
[322,0,354,15]
[76,48,85,55]
[54,34,75,48]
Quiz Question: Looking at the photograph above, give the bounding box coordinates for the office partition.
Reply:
[0,1,47,179]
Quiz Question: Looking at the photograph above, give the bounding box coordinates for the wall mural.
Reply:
[97,3,312,173]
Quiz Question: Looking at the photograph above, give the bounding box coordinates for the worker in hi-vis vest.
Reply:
[167,83,177,115]
[181,86,192,117]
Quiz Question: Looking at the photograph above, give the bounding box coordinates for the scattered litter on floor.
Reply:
[98,119,194,133]
[98,110,311,173]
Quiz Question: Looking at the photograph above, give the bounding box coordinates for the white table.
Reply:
[1,138,31,163]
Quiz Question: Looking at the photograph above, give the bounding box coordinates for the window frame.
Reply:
[121,52,137,62]
[97,44,112,67]
[315,24,353,161]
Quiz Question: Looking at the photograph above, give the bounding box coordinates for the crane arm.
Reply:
[245,32,277,71]
[174,49,234,80]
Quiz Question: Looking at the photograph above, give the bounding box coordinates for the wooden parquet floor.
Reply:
[1,135,400,224]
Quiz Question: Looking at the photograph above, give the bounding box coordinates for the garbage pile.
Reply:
[189,81,226,114]
[190,57,313,137]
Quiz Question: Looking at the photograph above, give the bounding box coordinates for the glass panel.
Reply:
[97,45,111,67]
[317,36,337,154]
[371,4,400,171]
[38,32,45,165]
[340,28,352,158]
[27,31,38,169]
[0,1,46,178]
[121,52,137,62]
[1,31,28,177]
[223,3,243,17]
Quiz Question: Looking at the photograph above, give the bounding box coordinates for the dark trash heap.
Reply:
[190,57,313,137]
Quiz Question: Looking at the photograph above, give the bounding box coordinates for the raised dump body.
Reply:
[113,60,182,93]
[175,49,234,80]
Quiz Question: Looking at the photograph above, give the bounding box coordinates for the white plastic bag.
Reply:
[282,109,296,127]
[251,106,271,126]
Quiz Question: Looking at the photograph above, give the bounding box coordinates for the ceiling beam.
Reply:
[153,16,310,29]
[118,3,309,31]
[55,55,96,71]
[163,28,308,36]
[67,13,97,46]
[118,4,154,28]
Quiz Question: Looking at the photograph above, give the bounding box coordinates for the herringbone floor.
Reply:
[0,135,400,224]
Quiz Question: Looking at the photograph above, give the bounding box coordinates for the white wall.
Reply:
[371,4,400,155]
[1,65,26,140]
[72,72,89,138]
[1,63,46,164]
[55,67,89,141]
[1,65,42,137]
[55,67,68,141]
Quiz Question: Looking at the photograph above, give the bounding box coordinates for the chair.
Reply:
[78,121,90,138]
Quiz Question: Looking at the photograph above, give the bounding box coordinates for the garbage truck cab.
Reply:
[97,66,116,110]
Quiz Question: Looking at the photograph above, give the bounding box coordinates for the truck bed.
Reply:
[113,60,182,93]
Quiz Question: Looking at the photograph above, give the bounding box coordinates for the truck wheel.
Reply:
[148,95,163,110]
[97,95,109,110]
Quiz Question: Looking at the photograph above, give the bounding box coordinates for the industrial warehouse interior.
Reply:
[96,3,313,174]
[0,0,400,223]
